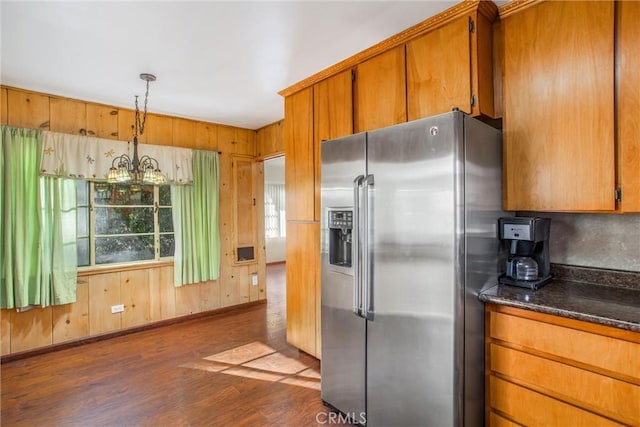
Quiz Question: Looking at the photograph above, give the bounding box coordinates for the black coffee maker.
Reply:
[498,217,552,290]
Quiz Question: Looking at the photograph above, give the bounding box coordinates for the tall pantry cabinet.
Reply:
[285,71,353,358]
[282,1,498,358]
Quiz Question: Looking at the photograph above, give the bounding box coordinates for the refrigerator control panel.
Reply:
[329,210,353,229]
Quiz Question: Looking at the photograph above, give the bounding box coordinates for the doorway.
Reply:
[263,156,286,264]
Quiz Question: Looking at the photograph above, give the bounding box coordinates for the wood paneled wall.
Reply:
[0,86,270,356]
[256,120,285,159]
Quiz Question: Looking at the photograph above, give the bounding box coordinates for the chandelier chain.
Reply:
[135,78,151,137]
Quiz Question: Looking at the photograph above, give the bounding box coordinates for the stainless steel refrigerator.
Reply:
[320,110,505,426]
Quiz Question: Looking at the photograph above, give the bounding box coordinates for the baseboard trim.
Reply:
[1,300,266,364]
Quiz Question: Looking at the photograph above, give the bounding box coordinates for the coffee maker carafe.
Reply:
[498,217,552,290]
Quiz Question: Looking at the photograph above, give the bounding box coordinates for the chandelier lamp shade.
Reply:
[107,73,166,185]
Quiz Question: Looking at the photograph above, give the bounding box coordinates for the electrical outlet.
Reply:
[251,274,258,286]
[111,304,124,314]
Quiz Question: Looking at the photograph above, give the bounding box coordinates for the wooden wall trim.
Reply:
[0,300,265,364]
[499,0,542,19]
[278,0,498,98]
[77,261,174,277]
[1,84,255,132]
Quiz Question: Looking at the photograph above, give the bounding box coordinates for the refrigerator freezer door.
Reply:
[462,114,505,427]
[320,133,367,419]
[365,112,462,426]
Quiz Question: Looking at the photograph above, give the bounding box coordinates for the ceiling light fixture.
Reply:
[107,73,166,185]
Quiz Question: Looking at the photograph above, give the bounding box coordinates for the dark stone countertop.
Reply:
[479,264,640,333]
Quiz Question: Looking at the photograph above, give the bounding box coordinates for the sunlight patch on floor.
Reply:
[180,341,321,391]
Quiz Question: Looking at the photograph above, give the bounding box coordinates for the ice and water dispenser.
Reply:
[328,208,353,268]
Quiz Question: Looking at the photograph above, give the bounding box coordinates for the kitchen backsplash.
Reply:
[519,212,640,272]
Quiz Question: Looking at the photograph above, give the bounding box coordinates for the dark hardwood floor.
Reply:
[1,263,345,426]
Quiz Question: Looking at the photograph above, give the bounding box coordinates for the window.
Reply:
[77,182,174,267]
[264,183,285,239]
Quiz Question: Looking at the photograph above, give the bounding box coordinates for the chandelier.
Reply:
[107,73,166,185]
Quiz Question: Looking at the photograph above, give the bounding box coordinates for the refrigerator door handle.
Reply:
[353,175,365,317]
[363,174,374,321]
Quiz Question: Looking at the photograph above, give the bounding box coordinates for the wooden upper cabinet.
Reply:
[314,70,354,142]
[502,1,615,211]
[285,87,315,221]
[314,70,354,220]
[617,1,640,212]
[7,89,50,130]
[407,10,495,120]
[407,16,472,119]
[86,104,118,139]
[354,46,406,133]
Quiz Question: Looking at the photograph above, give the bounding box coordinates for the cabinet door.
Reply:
[407,16,472,119]
[284,87,315,221]
[286,222,319,357]
[314,69,354,222]
[233,156,257,263]
[86,104,118,139]
[617,1,640,212]
[502,1,615,211]
[355,46,407,132]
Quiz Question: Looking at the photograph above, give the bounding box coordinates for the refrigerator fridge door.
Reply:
[365,112,462,426]
[321,133,367,420]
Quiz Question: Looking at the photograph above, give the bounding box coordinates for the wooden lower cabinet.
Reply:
[486,304,640,426]
[285,221,320,358]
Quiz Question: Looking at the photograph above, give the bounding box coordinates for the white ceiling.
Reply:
[2,1,497,130]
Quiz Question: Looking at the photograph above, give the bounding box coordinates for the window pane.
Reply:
[160,234,175,258]
[76,181,89,205]
[77,237,90,267]
[94,184,154,206]
[159,208,173,232]
[77,206,89,236]
[95,235,154,264]
[95,207,154,235]
[159,185,171,206]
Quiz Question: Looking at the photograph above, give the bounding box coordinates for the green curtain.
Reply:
[172,150,220,286]
[1,126,77,309]
[39,177,77,306]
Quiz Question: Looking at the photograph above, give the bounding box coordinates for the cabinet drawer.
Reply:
[491,344,639,424]
[489,311,640,380]
[489,376,624,427]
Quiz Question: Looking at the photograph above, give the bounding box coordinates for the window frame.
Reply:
[77,181,174,270]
